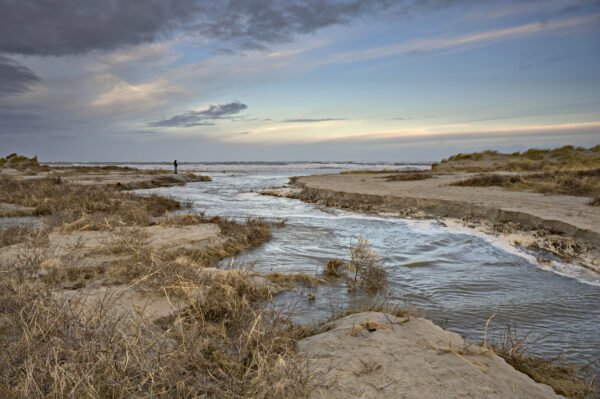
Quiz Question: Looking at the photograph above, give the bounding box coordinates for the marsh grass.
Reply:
[0,267,315,398]
[115,173,211,190]
[491,324,597,399]
[323,239,388,293]
[451,169,600,198]
[0,175,180,230]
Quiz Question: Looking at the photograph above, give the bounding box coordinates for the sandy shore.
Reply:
[291,173,600,273]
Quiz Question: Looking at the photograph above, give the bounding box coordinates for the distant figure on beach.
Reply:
[174,159,178,174]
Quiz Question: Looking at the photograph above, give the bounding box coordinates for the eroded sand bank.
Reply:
[291,173,600,273]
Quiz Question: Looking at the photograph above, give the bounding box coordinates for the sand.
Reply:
[299,312,564,399]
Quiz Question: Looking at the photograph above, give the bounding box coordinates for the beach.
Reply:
[1,157,597,398]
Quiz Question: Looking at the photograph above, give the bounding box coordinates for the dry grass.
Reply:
[323,239,388,293]
[0,257,316,398]
[324,258,346,277]
[0,175,180,230]
[0,223,46,248]
[264,273,325,288]
[0,153,40,169]
[116,173,211,190]
[0,163,319,397]
[435,145,600,173]
[451,169,600,199]
[491,324,597,399]
[383,171,433,182]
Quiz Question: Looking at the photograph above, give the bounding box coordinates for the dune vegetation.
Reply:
[451,169,600,198]
[434,145,600,173]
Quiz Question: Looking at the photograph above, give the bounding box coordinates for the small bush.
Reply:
[325,239,388,292]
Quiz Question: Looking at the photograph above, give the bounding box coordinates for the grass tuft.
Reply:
[324,239,388,293]
[492,324,597,399]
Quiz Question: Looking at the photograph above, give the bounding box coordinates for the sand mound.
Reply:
[297,312,563,399]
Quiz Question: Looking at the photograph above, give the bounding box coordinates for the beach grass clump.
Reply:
[324,239,388,293]
[383,171,433,182]
[492,324,597,399]
[451,169,600,199]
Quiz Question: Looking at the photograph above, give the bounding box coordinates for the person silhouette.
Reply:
[174,159,178,174]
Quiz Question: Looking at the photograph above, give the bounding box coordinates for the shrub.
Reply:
[324,239,388,292]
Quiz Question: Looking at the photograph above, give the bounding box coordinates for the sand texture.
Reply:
[298,312,564,399]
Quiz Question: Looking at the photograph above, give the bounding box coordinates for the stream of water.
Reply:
[134,162,599,373]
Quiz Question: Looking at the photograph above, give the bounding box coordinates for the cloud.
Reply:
[150,101,248,127]
[93,79,181,112]
[0,56,40,95]
[324,14,600,64]
[283,118,346,123]
[0,0,467,56]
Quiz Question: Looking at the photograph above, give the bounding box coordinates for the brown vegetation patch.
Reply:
[435,145,600,173]
[492,324,597,399]
[323,238,388,293]
[0,258,315,398]
[383,171,433,181]
[0,175,180,229]
[115,172,211,190]
[451,169,600,199]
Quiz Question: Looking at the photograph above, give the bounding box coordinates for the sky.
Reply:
[0,0,599,162]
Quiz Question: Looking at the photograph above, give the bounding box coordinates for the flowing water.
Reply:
[133,162,599,372]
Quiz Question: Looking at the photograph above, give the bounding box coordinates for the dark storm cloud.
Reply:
[149,101,248,127]
[283,118,346,123]
[0,0,467,56]
[0,56,40,95]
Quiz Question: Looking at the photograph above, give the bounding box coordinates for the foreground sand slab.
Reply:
[298,312,563,399]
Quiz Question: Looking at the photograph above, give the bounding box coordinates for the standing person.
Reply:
[174,159,178,174]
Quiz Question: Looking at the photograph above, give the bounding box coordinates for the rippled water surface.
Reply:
[139,163,600,372]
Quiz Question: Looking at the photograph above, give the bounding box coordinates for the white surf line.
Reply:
[329,208,600,287]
